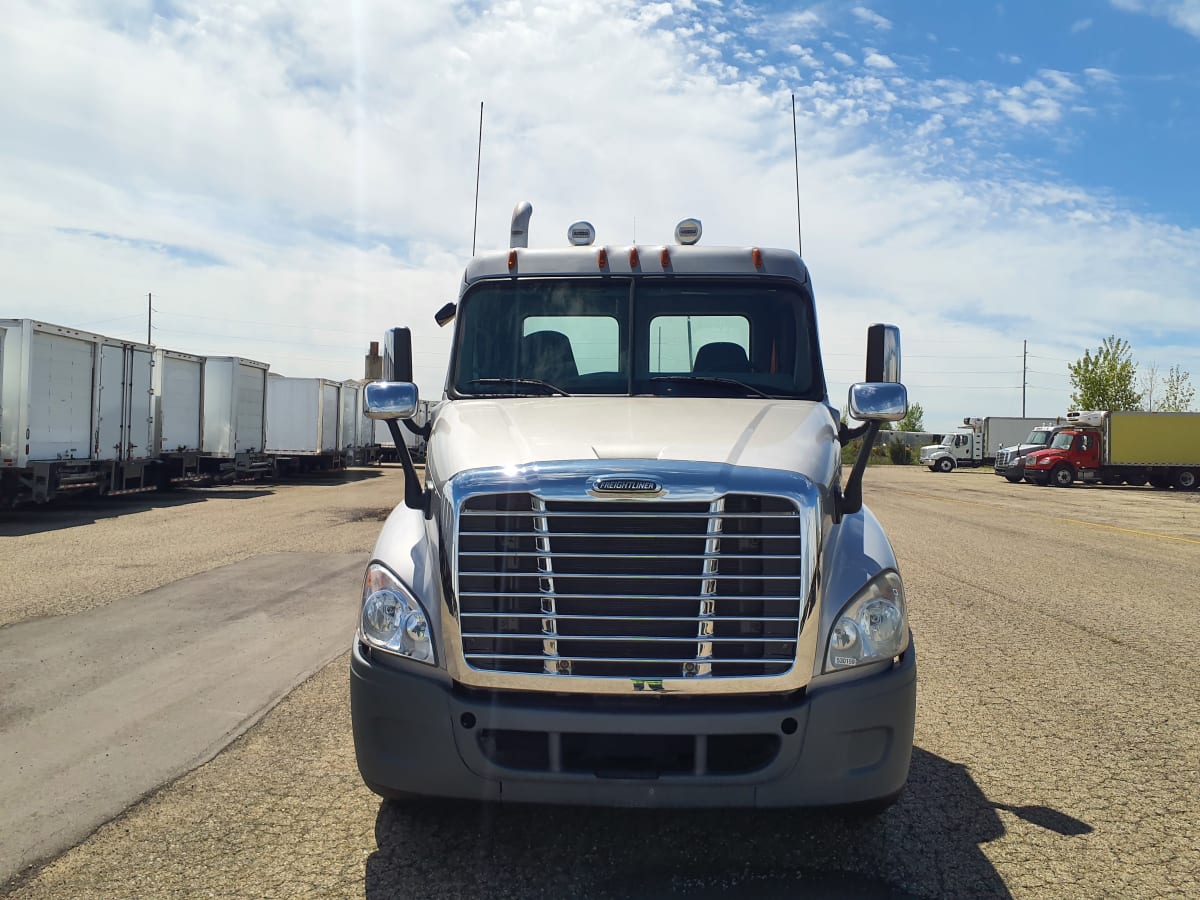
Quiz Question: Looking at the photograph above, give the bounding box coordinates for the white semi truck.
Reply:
[349,203,916,811]
[919,416,1055,472]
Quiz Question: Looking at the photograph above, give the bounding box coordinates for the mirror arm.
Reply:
[836,420,880,521]
[838,421,871,444]
[385,419,431,516]
[401,418,432,439]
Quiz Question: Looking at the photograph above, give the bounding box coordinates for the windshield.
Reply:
[449,277,823,399]
[1026,430,1052,446]
[1050,432,1075,450]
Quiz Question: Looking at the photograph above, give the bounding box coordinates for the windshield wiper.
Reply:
[650,376,773,399]
[465,377,571,397]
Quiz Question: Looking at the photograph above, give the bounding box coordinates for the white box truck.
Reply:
[919,416,1055,472]
[349,203,915,811]
[1,319,157,505]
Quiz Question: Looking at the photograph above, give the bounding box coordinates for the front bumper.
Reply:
[350,639,916,808]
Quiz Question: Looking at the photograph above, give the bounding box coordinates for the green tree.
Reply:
[895,401,925,432]
[1068,336,1143,411]
[1161,365,1195,412]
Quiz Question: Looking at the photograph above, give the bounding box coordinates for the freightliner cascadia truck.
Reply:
[993,421,1069,483]
[350,203,915,810]
[1023,410,1200,489]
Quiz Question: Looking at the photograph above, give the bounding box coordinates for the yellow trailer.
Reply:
[1106,411,1200,467]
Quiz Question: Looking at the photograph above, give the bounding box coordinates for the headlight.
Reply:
[360,563,435,664]
[825,570,908,672]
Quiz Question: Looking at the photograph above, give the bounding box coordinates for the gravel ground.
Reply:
[0,469,398,628]
[4,465,1199,898]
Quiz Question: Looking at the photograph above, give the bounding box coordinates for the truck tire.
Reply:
[1050,464,1074,488]
[1174,469,1198,491]
[936,458,954,473]
[1005,473,1023,484]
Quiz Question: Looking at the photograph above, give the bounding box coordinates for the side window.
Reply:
[650,315,750,373]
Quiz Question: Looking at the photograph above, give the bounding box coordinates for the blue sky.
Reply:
[2,0,1199,428]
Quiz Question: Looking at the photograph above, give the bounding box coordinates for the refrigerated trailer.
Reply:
[154,348,205,484]
[0,319,157,505]
[265,375,345,474]
[1024,410,1200,489]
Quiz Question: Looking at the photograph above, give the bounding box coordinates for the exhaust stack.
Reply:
[510,201,533,248]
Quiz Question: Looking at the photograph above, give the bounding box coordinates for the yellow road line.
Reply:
[887,487,1200,547]
[1053,516,1200,547]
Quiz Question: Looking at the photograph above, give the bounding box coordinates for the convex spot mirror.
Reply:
[365,382,419,420]
[848,382,908,423]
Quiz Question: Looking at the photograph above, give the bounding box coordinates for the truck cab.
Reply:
[994,424,1068,483]
[1023,429,1100,486]
[350,204,916,810]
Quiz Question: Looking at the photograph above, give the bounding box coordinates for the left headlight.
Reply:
[825,570,908,672]
[360,563,435,665]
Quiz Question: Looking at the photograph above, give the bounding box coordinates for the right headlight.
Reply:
[824,570,908,672]
[359,562,435,665]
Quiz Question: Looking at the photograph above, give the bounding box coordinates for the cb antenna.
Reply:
[471,101,484,256]
[792,93,803,256]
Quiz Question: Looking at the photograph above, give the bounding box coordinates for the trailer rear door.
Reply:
[31,330,96,461]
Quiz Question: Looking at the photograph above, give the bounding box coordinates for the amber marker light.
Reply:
[508,249,517,270]
[752,247,764,269]
[598,247,609,269]
[660,247,671,267]
[629,247,640,268]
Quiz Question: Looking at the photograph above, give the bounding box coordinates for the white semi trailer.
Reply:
[265,375,345,474]
[1,319,157,505]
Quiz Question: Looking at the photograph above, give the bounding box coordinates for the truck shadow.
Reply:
[363,747,1091,898]
[0,487,275,536]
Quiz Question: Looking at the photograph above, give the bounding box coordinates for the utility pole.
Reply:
[1022,339,1027,416]
[147,292,152,345]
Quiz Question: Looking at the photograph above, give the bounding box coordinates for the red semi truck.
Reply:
[1023,410,1200,490]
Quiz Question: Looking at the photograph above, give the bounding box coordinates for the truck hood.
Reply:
[425,397,840,488]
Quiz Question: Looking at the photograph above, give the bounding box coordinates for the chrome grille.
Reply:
[456,493,805,679]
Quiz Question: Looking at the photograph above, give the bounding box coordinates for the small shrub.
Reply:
[887,438,912,465]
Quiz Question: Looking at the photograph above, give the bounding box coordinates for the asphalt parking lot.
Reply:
[2,465,1198,898]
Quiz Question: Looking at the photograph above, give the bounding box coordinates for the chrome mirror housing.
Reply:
[365,381,419,420]
[848,382,908,422]
[866,324,901,383]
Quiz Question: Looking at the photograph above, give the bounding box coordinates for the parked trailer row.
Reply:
[0,318,381,506]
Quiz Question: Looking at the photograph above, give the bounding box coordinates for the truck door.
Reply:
[1075,432,1100,469]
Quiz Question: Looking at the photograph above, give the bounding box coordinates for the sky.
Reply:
[3,0,1200,431]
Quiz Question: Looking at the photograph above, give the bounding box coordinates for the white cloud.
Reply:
[863,48,897,69]
[851,7,893,30]
[1070,17,1095,32]
[1,0,1197,427]
[1110,0,1200,38]
[999,53,1022,64]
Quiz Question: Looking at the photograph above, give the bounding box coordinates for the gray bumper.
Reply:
[350,640,916,808]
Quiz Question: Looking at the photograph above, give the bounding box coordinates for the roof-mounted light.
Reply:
[567,221,596,246]
[597,247,609,269]
[629,247,640,268]
[752,247,763,269]
[507,249,517,270]
[674,218,702,245]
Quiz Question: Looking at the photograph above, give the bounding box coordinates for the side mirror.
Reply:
[865,323,901,383]
[435,303,457,328]
[848,382,908,423]
[385,327,414,382]
[365,382,419,420]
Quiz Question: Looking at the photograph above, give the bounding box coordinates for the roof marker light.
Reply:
[629,247,640,268]
[752,247,764,269]
[568,221,596,246]
[507,249,517,270]
[597,247,609,269]
[674,218,702,245]
[660,247,671,268]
